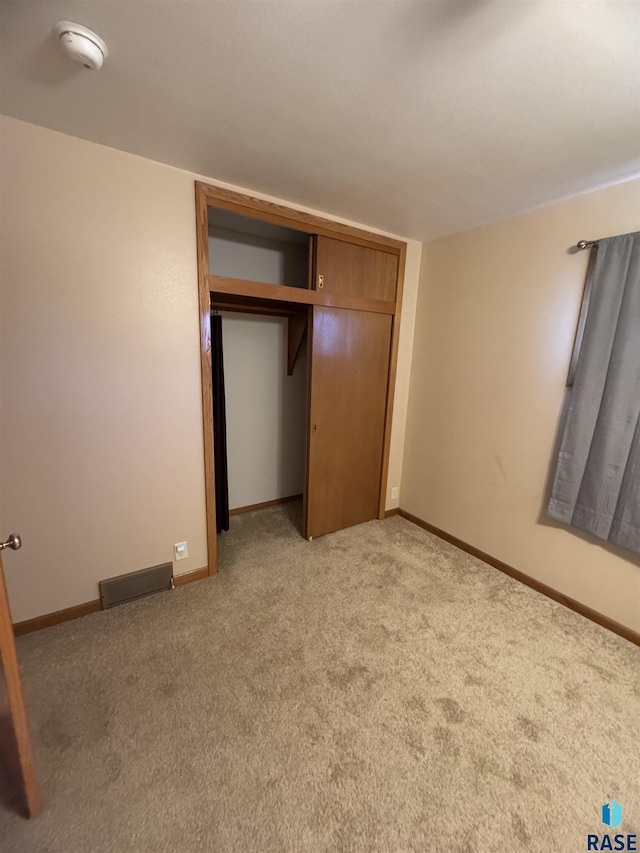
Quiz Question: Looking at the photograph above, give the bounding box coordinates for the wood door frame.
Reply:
[0,554,40,817]
[195,181,407,573]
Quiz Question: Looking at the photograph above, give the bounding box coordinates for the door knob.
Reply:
[0,533,22,551]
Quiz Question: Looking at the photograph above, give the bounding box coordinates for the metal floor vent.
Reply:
[99,562,174,609]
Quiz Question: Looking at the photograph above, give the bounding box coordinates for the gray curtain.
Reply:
[547,231,640,554]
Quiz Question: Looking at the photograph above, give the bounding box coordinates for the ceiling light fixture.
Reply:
[53,21,108,70]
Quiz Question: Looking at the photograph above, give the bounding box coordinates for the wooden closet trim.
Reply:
[196,181,407,572]
[196,182,404,255]
[196,186,218,575]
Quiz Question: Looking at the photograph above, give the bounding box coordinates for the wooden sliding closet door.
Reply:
[305,307,392,539]
[314,235,398,301]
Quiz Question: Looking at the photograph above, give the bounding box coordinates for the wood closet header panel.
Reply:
[315,236,398,303]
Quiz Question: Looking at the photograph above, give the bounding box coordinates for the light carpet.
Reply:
[0,504,638,852]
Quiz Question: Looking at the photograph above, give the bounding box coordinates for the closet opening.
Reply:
[209,297,310,568]
[207,202,313,566]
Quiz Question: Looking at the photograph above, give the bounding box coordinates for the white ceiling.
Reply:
[1,0,639,241]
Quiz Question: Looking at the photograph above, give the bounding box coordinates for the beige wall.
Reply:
[402,179,640,631]
[0,116,420,622]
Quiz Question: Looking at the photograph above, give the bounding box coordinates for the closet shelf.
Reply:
[208,274,395,315]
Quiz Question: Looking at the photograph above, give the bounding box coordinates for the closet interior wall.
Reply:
[217,311,307,514]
